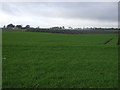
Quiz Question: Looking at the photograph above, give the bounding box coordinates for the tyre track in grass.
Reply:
[118,35,120,45]
[104,37,114,45]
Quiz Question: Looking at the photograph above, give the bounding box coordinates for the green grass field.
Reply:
[2,31,118,88]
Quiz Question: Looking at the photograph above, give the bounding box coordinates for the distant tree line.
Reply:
[2,24,30,30]
[2,24,120,34]
[26,28,82,34]
[26,27,119,34]
[2,24,120,31]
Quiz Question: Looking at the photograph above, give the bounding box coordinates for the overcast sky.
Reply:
[0,2,118,28]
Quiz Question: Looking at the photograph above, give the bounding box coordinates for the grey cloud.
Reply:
[46,2,118,22]
[1,2,117,22]
[0,2,118,28]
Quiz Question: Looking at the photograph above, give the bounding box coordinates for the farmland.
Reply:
[2,31,118,88]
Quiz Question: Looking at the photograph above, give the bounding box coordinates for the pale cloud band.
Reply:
[0,2,118,28]
[0,0,119,2]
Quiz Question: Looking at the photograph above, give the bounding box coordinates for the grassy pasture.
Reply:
[2,31,118,88]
